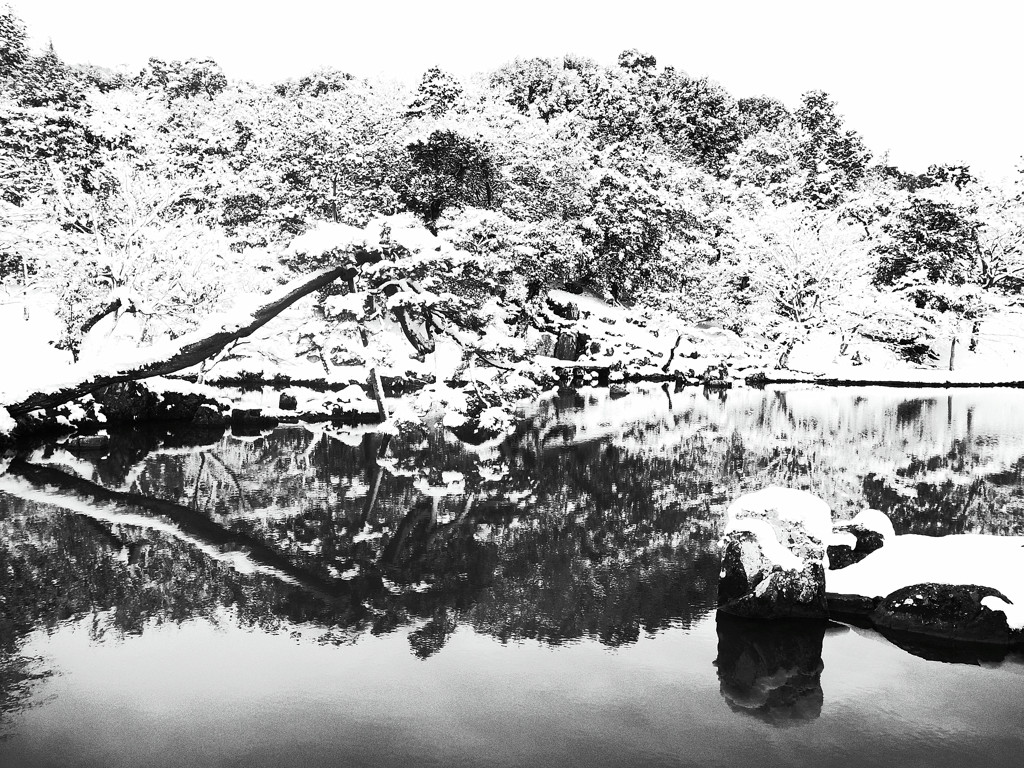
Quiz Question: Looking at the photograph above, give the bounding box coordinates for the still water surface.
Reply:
[1,385,1023,767]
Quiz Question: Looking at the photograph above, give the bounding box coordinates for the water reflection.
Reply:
[715,615,826,724]
[2,385,1024,738]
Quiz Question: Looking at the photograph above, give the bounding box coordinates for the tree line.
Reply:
[2,7,1023,386]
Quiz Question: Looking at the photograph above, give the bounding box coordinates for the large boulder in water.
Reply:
[718,487,832,620]
[827,508,895,570]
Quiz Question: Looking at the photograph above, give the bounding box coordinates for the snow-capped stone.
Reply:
[719,487,832,619]
[725,487,833,547]
[828,508,894,570]
[848,508,896,540]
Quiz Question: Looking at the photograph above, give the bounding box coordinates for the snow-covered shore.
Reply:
[827,533,1024,631]
[718,486,1024,650]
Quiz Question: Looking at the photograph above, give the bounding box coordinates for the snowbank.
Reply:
[288,222,368,257]
[0,406,15,436]
[543,290,761,380]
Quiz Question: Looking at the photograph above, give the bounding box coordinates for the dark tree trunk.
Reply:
[81,298,124,336]
[7,265,353,417]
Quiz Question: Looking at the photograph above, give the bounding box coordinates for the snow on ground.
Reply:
[287,221,367,257]
[779,309,1024,385]
[2,272,326,404]
[0,293,74,401]
[826,534,1024,629]
[546,289,758,378]
[0,407,15,436]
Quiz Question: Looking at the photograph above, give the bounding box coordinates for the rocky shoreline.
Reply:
[719,487,1024,660]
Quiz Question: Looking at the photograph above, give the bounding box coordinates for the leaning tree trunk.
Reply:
[5,264,355,418]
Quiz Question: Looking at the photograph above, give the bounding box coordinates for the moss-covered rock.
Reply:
[871,583,1013,646]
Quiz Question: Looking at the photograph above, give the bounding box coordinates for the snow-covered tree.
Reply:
[734,203,876,365]
[794,90,871,208]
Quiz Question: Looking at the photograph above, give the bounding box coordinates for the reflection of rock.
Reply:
[828,509,893,570]
[715,614,825,724]
[64,434,110,451]
[159,425,226,449]
[231,408,278,430]
[718,487,831,619]
[871,583,1013,648]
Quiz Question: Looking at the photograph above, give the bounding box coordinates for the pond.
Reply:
[1,384,1023,767]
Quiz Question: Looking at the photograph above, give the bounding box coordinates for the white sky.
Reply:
[7,0,1024,180]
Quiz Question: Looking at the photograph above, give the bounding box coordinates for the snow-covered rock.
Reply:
[718,487,832,619]
[826,533,1024,633]
[871,583,1015,647]
[846,508,897,540]
[827,508,894,570]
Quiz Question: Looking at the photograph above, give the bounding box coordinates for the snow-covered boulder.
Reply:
[871,583,1014,647]
[827,508,894,570]
[719,487,832,619]
[825,533,1024,644]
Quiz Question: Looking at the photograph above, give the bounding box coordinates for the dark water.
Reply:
[1,384,1023,767]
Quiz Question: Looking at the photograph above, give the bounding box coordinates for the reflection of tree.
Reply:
[0,650,52,739]
[863,442,1024,536]
[2,384,1023,691]
[0,418,725,665]
[0,497,57,737]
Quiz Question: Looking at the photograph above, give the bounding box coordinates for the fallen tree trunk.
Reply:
[6,265,354,418]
